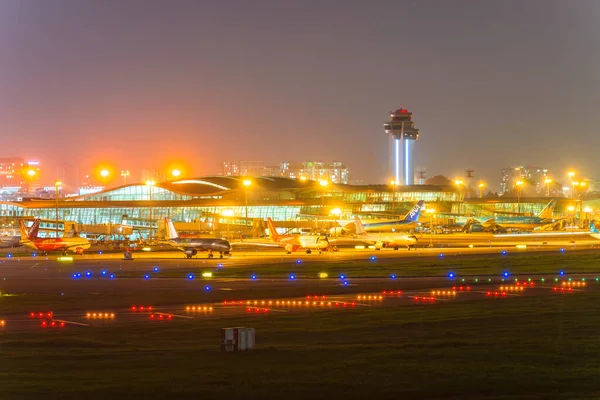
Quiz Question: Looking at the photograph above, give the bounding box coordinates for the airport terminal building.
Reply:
[0,176,582,238]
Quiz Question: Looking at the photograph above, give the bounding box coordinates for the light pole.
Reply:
[478,182,485,199]
[54,180,62,237]
[390,180,397,219]
[100,169,110,188]
[171,169,181,180]
[567,205,575,243]
[568,171,575,199]
[319,179,329,229]
[243,179,252,227]
[330,208,341,238]
[426,208,435,247]
[146,180,155,241]
[584,207,592,227]
[544,178,552,197]
[515,180,524,214]
[221,209,234,240]
[121,170,130,185]
[454,180,464,215]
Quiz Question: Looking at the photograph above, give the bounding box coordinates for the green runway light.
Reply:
[596,278,599,282]
[474,278,478,283]
[582,278,586,281]
[514,278,518,282]
[568,278,572,282]
[488,278,491,282]
[528,278,531,282]
[541,278,545,282]
[461,278,465,282]
[555,278,558,282]
[501,278,505,282]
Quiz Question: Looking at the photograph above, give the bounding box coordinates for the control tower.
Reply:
[384,108,419,185]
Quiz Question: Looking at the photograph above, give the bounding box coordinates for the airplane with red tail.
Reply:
[19,219,91,255]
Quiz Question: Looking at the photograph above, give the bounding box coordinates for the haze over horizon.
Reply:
[1,0,599,189]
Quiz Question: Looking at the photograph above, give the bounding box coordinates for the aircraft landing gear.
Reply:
[208,250,214,259]
[306,249,312,254]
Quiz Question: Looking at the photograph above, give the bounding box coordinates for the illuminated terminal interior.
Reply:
[0,176,588,238]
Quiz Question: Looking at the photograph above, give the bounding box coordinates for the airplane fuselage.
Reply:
[21,237,91,253]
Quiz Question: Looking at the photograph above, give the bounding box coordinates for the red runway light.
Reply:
[41,321,47,327]
[50,321,55,327]
[131,306,137,311]
[30,312,35,318]
[59,322,65,328]
[486,291,491,296]
[568,287,572,292]
[38,312,43,318]
[467,286,471,291]
[149,314,155,319]
[351,302,356,307]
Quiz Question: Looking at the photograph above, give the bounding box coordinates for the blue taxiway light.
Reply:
[390,274,396,279]
[289,274,296,280]
[217,263,223,268]
[153,267,159,273]
[144,274,150,280]
[85,271,92,278]
[448,272,455,279]
[560,248,565,252]
[559,270,565,276]
[343,280,349,286]
[109,274,115,280]
[187,274,195,280]
[101,270,107,276]
[251,274,257,280]
[503,272,510,278]
[296,260,302,264]
[439,254,444,258]
[204,285,211,291]
[339,274,346,280]
[370,256,376,261]
[501,250,507,255]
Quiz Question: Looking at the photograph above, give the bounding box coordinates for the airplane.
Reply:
[19,219,91,255]
[474,199,559,231]
[163,218,231,259]
[350,201,424,232]
[0,234,20,248]
[354,216,418,250]
[267,217,330,254]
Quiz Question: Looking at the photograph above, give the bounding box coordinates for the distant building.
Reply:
[500,166,549,195]
[280,161,349,184]
[220,160,350,184]
[0,157,26,189]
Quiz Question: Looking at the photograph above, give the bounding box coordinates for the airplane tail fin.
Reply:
[165,218,179,240]
[19,220,30,240]
[537,199,556,219]
[402,200,424,222]
[591,221,599,234]
[29,219,40,239]
[354,216,366,235]
[266,218,280,242]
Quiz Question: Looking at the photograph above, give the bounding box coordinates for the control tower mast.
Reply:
[384,108,420,185]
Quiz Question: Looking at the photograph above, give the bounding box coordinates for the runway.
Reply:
[1,244,599,333]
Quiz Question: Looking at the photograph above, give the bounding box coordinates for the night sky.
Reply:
[1,0,598,188]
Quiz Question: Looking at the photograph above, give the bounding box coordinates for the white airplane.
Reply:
[354,216,418,250]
